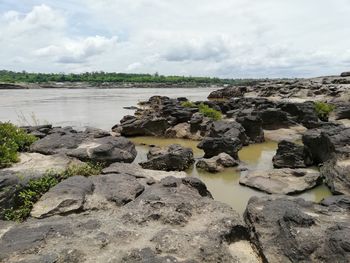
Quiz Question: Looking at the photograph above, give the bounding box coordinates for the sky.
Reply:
[0,0,350,78]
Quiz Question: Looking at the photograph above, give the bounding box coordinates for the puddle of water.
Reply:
[131,137,332,215]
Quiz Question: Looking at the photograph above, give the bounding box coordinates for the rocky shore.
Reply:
[1,73,350,262]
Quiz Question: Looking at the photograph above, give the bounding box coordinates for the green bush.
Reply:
[4,162,102,222]
[198,103,222,121]
[4,175,59,221]
[181,101,197,108]
[314,102,335,121]
[0,122,37,168]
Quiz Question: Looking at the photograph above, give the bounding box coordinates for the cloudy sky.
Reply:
[1,0,350,78]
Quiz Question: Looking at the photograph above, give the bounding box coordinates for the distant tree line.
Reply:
[0,70,258,85]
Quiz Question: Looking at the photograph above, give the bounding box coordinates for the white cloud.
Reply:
[35,36,118,64]
[0,1,350,77]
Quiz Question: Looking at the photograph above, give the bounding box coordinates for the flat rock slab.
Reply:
[0,176,261,263]
[264,125,307,142]
[239,168,322,194]
[244,195,350,263]
[31,176,94,218]
[1,152,79,177]
[102,162,187,180]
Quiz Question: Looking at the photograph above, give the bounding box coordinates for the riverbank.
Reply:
[1,75,350,262]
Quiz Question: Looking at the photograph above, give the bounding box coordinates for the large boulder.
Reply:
[340,71,350,77]
[236,114,264,143]
[239,168,322,194]
[119,117,170,137]
[196,153,239,173]
[244,196,350,263]
[258,108,293,129]
[272,140,313,168]
[197,137,242,159]
[321,158,350,195]
[207,86,247,99]
[29,127,137,164]
[207,120,249,145]
[277,101,319,126]
[67,136,137,164]
[140,144,194,171]
[302,126,350,164]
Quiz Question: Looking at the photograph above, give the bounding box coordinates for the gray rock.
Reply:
[120,117,170,137]
[197,137,242,159]
[208,120,249,146]
[31,176,93,218]
[196,153,239,173]
[0,176,260,263]
[244,196,350,263]
[140,144,194,171]
[340,71,350,77]
[321,158,350,195]
[68,136,137,164]
[240,168,322,194]
[272,140,313,168]
[102,162,187,180]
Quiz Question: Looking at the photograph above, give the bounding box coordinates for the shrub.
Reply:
[314,102,335,121]
[198,103,222,121]
[4,162,102,222]
[181,101,197,108]
[0,122,37,168]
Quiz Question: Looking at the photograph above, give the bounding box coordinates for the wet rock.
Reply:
[272,140,313,168]
[140,144,194,171]
[31,176,93,218]
[196,153,239,173]
[244,196,350,263]
[240,168,322,194]
[197,137,242,159]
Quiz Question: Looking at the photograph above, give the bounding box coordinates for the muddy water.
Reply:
[131,137,332,214]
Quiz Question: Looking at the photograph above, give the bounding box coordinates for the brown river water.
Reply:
[0,88,332,214]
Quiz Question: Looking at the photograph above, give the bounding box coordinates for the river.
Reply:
[0,87,332,214]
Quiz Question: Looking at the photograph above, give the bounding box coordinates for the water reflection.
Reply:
[131,137,332,215]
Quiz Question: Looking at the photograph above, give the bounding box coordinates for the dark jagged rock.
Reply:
[277,101,319,126]
[119,117,170,137]
[258,108,294,128]
[140,144,194,171]
[236,113,264,143]
[244,196,350,263]
[273,140,313,168]
[340,71,350,77]
[207,120,249,145]
[207,86,247,99]
[197,137,242,159]
[320,195,350,210]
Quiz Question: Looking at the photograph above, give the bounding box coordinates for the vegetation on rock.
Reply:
[0,122,37,168]
[314,101,335,121]
[181,101,197,108]
[198,103,222,121]
[4,162,102,222]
